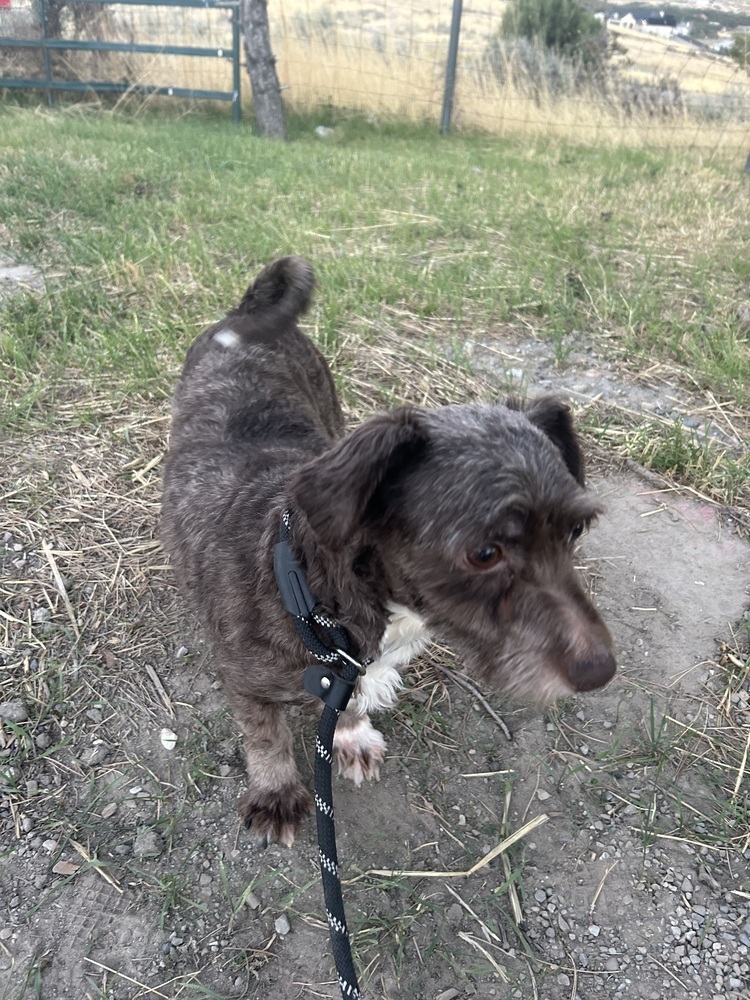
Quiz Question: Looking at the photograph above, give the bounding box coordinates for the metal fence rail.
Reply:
[0,0,241,122]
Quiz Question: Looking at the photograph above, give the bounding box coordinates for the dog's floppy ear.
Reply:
[523,396,585,486]
[290,408,427,548]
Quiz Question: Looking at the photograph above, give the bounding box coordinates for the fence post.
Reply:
[39,0,54,106]
[440,0,463,134]
[231,0,241,124]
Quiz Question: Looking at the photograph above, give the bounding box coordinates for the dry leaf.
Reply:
[52,860,80,876]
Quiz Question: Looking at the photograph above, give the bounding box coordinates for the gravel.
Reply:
[524,843,750,997]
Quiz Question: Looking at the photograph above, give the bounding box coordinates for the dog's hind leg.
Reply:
[232,696,314,846]
[333,709,387,787]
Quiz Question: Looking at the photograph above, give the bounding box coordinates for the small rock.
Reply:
[160,728,178,750]
[175,646,189,659]
[42,839,58,853]
[0,928,12,941]
[34,733,51,750]
[31,608,51,624]
[314,125,334,138]
[80,744,109,766]
[535,889,547,903]
[537,790,551,801]
[274,914,291,936]
[0,700,29,723]
[133,829,164,859]
[588,925,601,937]
[557,973,571,986]
[435,991,460,1000]
[243,891,261,910]
[101,802,118,819]
[604,957,619,972]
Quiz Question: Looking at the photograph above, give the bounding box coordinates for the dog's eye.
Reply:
[569,522,585,544]
[467,544,504,569]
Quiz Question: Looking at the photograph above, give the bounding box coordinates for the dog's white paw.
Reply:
[333,717,386,787]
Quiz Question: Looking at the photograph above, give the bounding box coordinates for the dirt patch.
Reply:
[0,252,45,303]
[1,342,749,999]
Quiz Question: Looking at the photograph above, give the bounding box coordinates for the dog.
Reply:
[161,256,616,847]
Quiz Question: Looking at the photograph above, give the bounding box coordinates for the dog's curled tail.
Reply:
[237,256,314,322]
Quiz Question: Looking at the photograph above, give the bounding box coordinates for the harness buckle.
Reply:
[274,537,317,618]
[304,663,357,711]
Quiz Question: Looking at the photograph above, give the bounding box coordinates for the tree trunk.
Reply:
[239,0,286,139]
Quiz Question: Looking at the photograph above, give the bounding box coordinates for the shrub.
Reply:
[500,0,607,70]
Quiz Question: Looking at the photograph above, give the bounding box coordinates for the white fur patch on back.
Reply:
[353,603,430,716]
[213,328,240,348]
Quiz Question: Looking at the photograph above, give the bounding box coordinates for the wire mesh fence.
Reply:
[1,0,749,154]
[269,0,750,153]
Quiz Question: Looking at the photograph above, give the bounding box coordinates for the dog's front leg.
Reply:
[232,696,314,847]
[333,708,387,787]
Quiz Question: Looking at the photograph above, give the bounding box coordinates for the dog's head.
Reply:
[290,397,615,702]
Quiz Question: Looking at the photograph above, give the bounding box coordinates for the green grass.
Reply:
[1,104,749,507]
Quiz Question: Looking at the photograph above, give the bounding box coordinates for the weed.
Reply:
[145,870,207,929]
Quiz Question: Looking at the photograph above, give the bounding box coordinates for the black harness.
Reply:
[274,510,365,999]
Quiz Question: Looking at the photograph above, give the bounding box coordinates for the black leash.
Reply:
[274,510,364,1000]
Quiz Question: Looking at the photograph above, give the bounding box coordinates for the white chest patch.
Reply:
[213,328,240,348]
[352,603,430,716]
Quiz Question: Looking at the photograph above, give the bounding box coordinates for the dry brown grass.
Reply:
[44,0,746,151]
[609,24,746,95]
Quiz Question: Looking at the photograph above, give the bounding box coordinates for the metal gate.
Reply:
[0,0,241,122]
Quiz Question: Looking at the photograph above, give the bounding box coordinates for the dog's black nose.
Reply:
[569,651,617,692]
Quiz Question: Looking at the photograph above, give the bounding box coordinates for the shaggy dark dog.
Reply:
[162,256,616,846]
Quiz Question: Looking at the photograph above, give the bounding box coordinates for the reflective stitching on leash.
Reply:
[275,510,363,1000]
[315,793,334,818]
[338,975,362,999]
[319,850,339,877]
[327,911,348,935]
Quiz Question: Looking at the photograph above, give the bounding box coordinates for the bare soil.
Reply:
[1,331,749,1000]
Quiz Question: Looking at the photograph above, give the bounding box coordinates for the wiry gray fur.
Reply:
[162,256,615,846]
